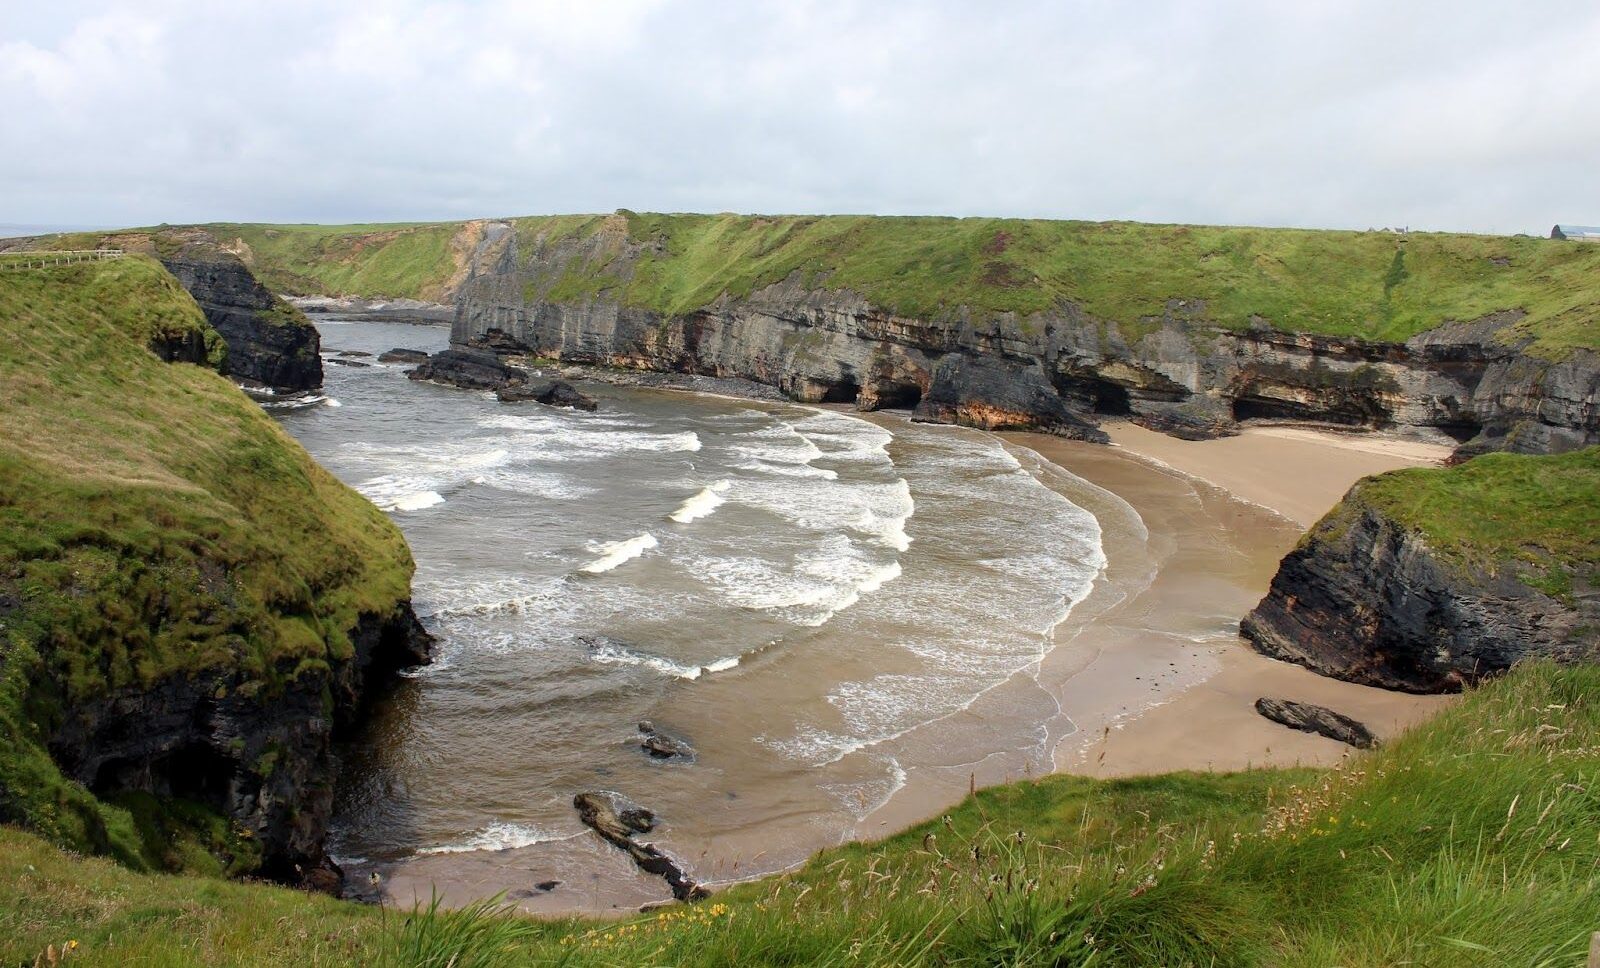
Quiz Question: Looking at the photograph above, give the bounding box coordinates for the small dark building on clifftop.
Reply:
[1550,223,1600,241]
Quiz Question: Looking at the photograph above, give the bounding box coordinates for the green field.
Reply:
[0,256,416,872]
[203,213,1600,356]
[3,661,1596,966]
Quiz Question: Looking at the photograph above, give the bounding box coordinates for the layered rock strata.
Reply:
[1241,488,1599,693]
[441,221,1598,455]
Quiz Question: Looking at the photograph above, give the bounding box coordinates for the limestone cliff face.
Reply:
[445,221,1599,454]
[1240,496,1599,693]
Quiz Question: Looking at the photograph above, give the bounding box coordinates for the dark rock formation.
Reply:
[442,221,1599,458]
[0,229,324,391]
[573,792,708,901]
[326,357,372,368]
[912,354,1109,441]
[1241,497,1600,693]
[407,348,526,390]
[152,233,323,391]
[378,348,432,364]
[495,380,598,410]
[336,350,373,358]
[1254,698,1377,748]
[47,605,432,888]
[637,721,695,761]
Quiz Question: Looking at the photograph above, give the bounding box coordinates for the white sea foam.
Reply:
[692,534,903,627]
[391,490,445,512]
[579,533,658,574]
[417,822,564,855]
[585,638,743,680]
[669,480,731,523]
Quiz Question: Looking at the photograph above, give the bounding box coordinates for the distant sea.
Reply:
[0,223,111,239]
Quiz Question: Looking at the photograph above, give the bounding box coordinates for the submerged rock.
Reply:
[407,348,526,391]
[1254,698,1377,748]
[573,792,707,901]
[638,721,695,761]
[496,379,599,410]
[378,347,431,364]
[326,357,372,368]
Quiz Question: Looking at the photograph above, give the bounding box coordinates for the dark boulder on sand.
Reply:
[573,792,706,901]
[1254,697,1377,749]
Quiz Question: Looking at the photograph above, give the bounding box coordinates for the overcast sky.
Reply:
[2,1,1596,234]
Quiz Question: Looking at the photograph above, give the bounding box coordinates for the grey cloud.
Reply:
[1,0,1595,233]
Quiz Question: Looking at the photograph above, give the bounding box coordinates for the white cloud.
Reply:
[0,0,1594,233]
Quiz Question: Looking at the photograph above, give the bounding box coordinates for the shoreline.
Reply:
[1029,420,1455,778]
[341,358,1457,915]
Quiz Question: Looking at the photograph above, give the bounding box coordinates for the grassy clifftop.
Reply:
[205,214,1600,355]
[0,256,414,869]
[1359,446,1600,586]
[3,661,1596,965]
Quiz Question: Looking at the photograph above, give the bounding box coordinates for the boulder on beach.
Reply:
[1254,697,1377,748]
[573,791,707,901]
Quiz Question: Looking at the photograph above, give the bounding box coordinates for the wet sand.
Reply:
[363,411,1457,915]
[1028,421,1455,779]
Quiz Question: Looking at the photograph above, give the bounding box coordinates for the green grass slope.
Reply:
[3,662,1595,966]
[1359,446,1600,593]
[0,256,415,871]
[204,214,1600,356]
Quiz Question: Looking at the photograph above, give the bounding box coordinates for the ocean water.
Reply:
[272,319,1116,903]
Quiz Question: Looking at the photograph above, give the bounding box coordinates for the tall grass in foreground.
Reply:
[3,662,1595,965]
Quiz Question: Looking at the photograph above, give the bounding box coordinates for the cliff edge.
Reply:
[200,213,1599,454]
[0,228,323,391]
[0,256,428,886]
[1241,448,1600,692]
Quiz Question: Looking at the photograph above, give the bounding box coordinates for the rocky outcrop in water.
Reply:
[378,348,431,364]
[637,721,695,761]
[1241,492,1600,693]
[574,791,708,902]
[1254,698,1376,748]
[441,221,1599,457]
[496,380,598,410]
[407,348,526,390]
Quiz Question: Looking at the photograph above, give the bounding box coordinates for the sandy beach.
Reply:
[1032,420,1456,779]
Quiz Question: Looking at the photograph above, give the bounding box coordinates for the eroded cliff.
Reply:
[1241,448,1600,692]
[1,228,324,391]
[434,214,1600,453]
[0,256,427,886]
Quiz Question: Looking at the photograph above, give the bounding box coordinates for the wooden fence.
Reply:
[0,249,124,271]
